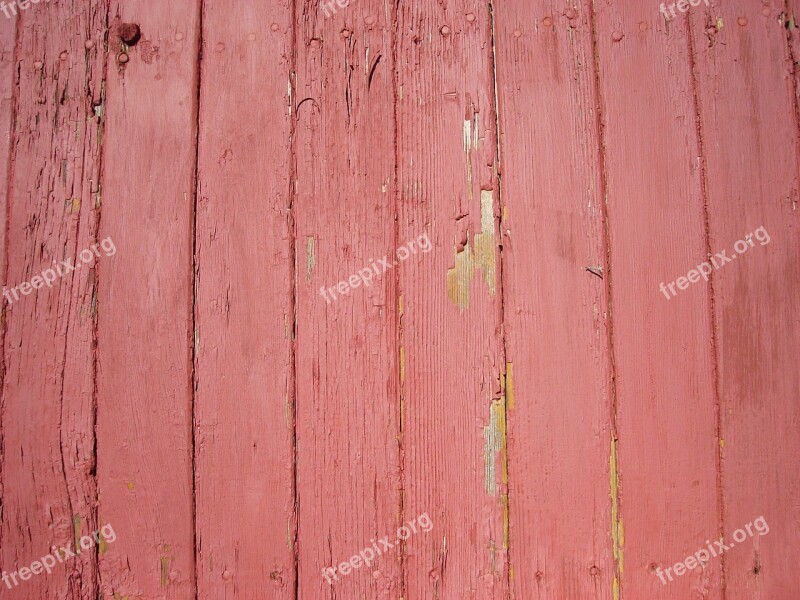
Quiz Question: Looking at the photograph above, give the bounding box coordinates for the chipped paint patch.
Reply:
[446,238,475,309]
[73,515,82,552]
[306,236,315,281]
[483,398,507,496]
[610,436,624,599]
[160,556,170,587]
[446,191,497,310]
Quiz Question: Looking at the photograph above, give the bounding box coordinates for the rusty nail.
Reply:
[120,23,141,45]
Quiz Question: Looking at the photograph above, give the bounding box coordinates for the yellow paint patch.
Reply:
[504,362,515,410]
[160,556,170,587]
[446,191,497,310]
[71,198,80,213]
[610,436,624,599]
[126,482,135,491]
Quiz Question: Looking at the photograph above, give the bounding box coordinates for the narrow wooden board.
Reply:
[690,1,800,597]
[593,2,722,598]
[0,2,106,598]
[193,0,296,597]
[395,2,508,598]
[293,0,402,597]
[493,2,615,598]
[96,3,200,598]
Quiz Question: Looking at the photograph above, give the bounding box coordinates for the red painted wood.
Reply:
[395,2,507,598]
[0,3,105,598]
[493,2,615,598]
[690,1,800,596]
[96,3,199,598]
[293,0,401,597]
[193,0,296,597]
[593,2,722,598]
[0,3,795,600]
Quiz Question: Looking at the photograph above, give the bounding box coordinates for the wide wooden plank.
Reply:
[293,0,401,597]
[493,2,615,598]
[395,2,508,598]
[0,3,106,598]
[593,2,722,598]
[690,2,800,597]
[96,3,200,598]
[193,0,295,597]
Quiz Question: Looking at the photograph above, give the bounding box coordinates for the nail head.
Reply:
[565,8,577,19]
[120,23,141,45]
[84,40,95,50]
[737,16,748,26]
[440,25,450,35]
[612,30,624,41]
[118,53,129,64]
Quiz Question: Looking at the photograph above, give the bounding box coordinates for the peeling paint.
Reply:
[483,398,507,496]
[446,191,497,310]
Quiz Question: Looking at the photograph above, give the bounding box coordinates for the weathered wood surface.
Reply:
[0,1,796,599]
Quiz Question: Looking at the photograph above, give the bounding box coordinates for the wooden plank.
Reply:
[592,2,722,598]
[0,3,106,598]
[96,3,200,598]
[492,2,615,598]
[193,0,295,597]
[0,6,14,587]
[293,0,401,597]
[690,2,800,597]
[395,2,507,598]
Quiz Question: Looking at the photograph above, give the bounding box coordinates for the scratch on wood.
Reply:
[306,236,315,281]
[610,435,624,599]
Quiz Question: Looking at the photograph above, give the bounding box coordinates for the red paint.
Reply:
[0,2,796,599]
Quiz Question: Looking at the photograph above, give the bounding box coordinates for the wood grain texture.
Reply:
[96,2,199,598]
[293,0,401,597]
[0,2,794,600]
[690,1,800,597]
[193,1,296,598]
[0,6,14,585]
[0,2,106,598]
[395,2,507,598]
[493,2,615,598]
[593,2,722,598]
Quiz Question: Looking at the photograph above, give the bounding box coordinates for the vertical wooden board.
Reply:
[493,1,614,598]
[593,2,722,598]
[96,3,199,598]
[0,3,106,598]
[0,0,14,573]
[690,2,800,597]
[293,1,401,598]
[193,0,295,597]
[395,2,507,598]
